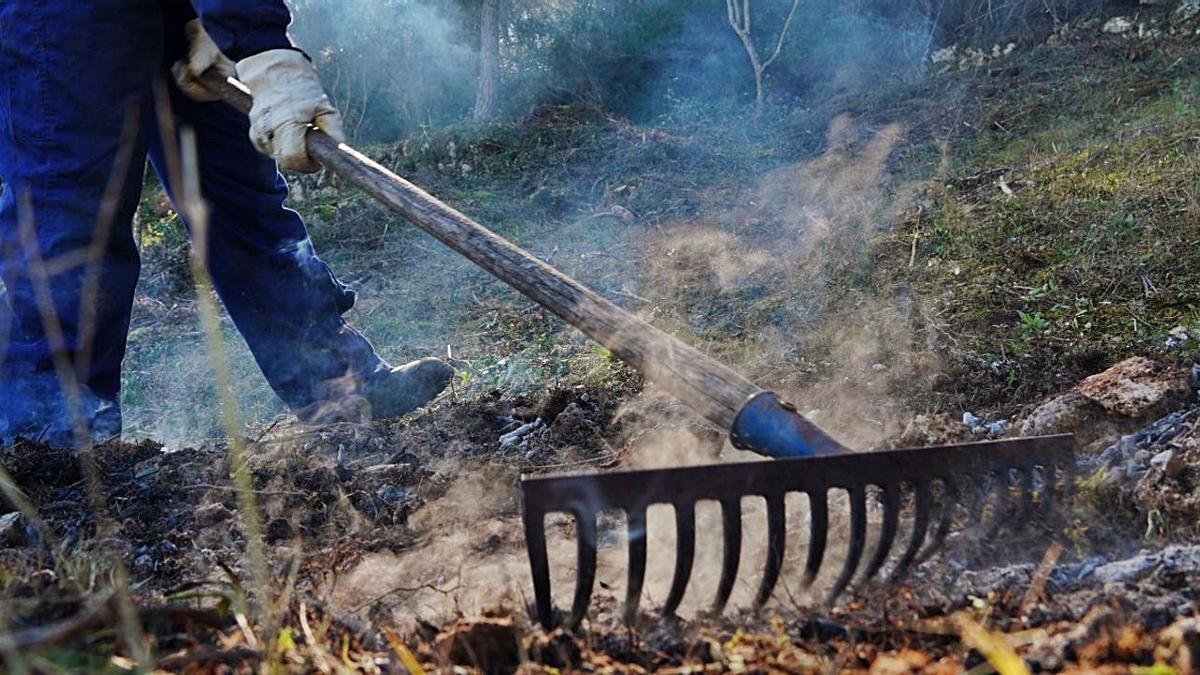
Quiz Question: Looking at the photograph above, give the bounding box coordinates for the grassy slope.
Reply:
[124,15,1200,443]
[875,32,1200,415]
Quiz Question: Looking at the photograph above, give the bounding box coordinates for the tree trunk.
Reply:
[473,0,500,122]
[753,67,765,115]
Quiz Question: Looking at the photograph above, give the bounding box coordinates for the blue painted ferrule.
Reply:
[730,392,851,459]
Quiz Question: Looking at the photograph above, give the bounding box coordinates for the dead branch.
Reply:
[0,595,230,654]
[726,0,805,113]
[156,646,260,670]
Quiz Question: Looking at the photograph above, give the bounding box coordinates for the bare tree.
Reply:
[474,0,501,122]
[725,0,804,115]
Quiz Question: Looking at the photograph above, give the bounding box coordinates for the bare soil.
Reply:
[2,371,1198,672]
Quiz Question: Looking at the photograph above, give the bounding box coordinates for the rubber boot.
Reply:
[363,357,454,420]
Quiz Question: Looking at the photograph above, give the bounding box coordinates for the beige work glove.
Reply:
[171,19,236,102]
[236,49,345,173]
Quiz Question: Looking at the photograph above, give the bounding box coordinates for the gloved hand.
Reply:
[171,19,236,102]
[236,49,345,173]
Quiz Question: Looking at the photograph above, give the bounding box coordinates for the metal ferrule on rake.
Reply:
[730,392,851,458]
[521,433,1074,629]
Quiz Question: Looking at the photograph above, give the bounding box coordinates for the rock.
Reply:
[897,413,969,448]
[549,403,595,442]
[1074,357,1190,417]
[1020,392,1093,437]
[1022,359,1193,453]
[1103,16,1135,33]
[1175,0,1200,24]
[1155,617,1199,672]
[499,419,545,448]
[435,617,521,671]
[194,502,233,527]
[962,412,982,428]
[1089,545,1200,585]
[1092,553,1160,584]
[0,511,25,547]
[1166,326,1191,349]
[869,649,930,674]
[985,420,1011,435]
[930,45,958,65]
[1164,451,1188,479]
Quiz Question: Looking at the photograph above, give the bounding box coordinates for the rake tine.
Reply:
[753,493,787,608]
[803,490,828,588]
[524,508,554,628]
[1048,461,1075,519]
[967,473,992,537]
[663,502,696,618]
[859,483,900,587]
[1040,463,1065,516]
[712,498,742,613]
[917,478,958,563]
[623,508,648,623]
[566,509,598,629]
[827,486,867,605]
[1014,468,1035,530]
[888,480,931,583]
[984,471,1014,538]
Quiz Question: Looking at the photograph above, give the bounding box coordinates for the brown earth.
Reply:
[2,357,1198,672]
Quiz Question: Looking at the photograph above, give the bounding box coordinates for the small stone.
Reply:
[1165,452,1187,479]
[1103,16,1135,33]
[898,413,969,448]
[195,502,233,527]
[963,412,982,428]
[1151,450,1175,468]
[550,403,595,441]
[499,419,545,448]
[0,512,25,547]
[1175,0,1200,24]
[986,420,1011,435]
[871,363,888,371]
[376,484,408,505]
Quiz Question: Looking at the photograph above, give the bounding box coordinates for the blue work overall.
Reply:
[0,1,387,445]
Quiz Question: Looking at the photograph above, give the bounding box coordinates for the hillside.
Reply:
[3,4,1200,672]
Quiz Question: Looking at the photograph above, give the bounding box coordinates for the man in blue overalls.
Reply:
[0,1,453,446]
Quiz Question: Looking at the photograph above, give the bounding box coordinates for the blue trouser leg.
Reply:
[146,72,387,415]
[0,1,159,445]
[1,2,390,444]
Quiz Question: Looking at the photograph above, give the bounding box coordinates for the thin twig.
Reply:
[1019,541,1063,617]
[348,578,463,614]
[180,483,310,498]
[156,647,260,670]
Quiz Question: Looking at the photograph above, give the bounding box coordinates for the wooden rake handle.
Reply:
[198,71,763,431]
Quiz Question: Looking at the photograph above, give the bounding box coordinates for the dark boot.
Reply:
[363,358,453,420]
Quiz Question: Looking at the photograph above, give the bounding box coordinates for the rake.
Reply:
[523,434,1073,627]
[199,71,1076,630]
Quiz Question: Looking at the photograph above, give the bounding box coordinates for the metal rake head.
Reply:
[521,434,1074,629]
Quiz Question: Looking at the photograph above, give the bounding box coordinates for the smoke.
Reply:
[283,0,942,137]
[286,0,478,140]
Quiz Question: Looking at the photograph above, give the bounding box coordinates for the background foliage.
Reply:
[287,0,1123,140]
